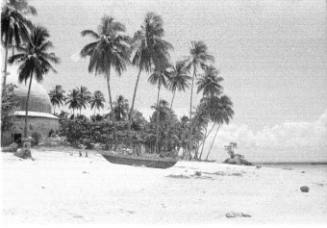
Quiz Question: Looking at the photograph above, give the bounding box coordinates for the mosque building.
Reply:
[1,67,59,146]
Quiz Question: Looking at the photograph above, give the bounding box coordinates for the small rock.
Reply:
[82,171,88,174]
[41,186,45,189]
[195,171,202,176]
[256,165,262,169]
[301,171,305,173]
[300,186,309,193]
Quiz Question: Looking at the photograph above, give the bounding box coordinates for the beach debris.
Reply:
[225,212,252,218]
[41,186,46,189]
[301,171,305,173]
[202,171,243,177]
[256,165,262,169]
[166,174,190,179]
[194,171,202,176]
[82,171,89,174]
[300,186,310,193]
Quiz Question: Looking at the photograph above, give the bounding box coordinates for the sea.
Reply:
[255,162,327,174]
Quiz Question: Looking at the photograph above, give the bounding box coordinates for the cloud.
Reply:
[204,109,327,162]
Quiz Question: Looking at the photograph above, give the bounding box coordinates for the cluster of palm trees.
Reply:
[1,0,59,141]
[49,85,105,116]
[1,0,234,158]
[80,12,231,154]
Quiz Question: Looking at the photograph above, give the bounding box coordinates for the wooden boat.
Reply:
[101,151,178,169]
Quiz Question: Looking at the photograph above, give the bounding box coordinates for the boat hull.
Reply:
[101,152,178,169]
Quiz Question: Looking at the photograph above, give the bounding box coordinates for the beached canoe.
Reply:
[101,151,178,169]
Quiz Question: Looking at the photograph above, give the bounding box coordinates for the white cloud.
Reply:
[204,109,327,162]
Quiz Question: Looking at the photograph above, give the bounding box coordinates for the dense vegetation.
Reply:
[1,0,234,160]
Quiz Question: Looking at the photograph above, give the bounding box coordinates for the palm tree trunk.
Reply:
[205,124,221,160]
[189,65,196,119]
[105,69,113,111]
[24,75,33,138]
[2,41,9,96]
[199,123,216,160]
[129,68,142,118]
[155,83,161,154]
[170,90,176,110]
[128,68,142,147]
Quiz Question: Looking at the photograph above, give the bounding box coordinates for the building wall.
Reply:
[1,116,59,146]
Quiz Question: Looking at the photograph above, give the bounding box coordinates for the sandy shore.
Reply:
[1,148,327,224]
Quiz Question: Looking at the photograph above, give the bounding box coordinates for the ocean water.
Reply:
[257,163,327,174]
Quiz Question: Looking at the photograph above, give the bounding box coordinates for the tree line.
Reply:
[1,0,234,160]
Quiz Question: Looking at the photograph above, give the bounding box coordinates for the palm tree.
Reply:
[77,85,91,114]
[65,88,81,117]
[1,3,32,95]
[204,95,234,160]
[185,41,214,119]
[49,85,65,114]
[80,16,130,111]
[89,90,105,115]
[8,26,59,140]
[148,65,170,153]
[195,65,224,159]
[197,65,223,97]
[112,95,129,121]
[167,61,191,109]
[129,12,173,119]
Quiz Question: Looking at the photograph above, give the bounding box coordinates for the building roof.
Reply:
[10,111,58,119]
[6,65,54,114]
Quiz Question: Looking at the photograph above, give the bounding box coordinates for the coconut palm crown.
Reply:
[65,88,81,116]
[167,61,191,109]
[80,15,130,111]
[1,3,32,94]
[129,12,173,118]
[197,65,223,98]
[7,0,37,15]
[89,90,105,114]
[49,85,66,114]
[8,26,59,138]
[185,41,214,118]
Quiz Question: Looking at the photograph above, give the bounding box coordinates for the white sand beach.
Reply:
[1,148,327,224]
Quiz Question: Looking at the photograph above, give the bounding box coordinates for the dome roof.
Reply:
[6,66,53,114]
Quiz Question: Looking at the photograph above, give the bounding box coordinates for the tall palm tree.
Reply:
[89,90,105,115]
[77,85,91,114]
[49,85,66,115]
[148,65,170,153]
[1,3,32,95]
[80,16,130,111]
[204,95,234,160]
[185,41,214,119]
[65,88,81,117]
[8,26,59,140]
[129,12,173,119]
[167,61,191,109]
[197,65,223,97]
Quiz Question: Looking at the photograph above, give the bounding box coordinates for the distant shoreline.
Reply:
[254,162,327,166]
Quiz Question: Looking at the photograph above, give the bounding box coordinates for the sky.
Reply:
[3,0,327,162]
